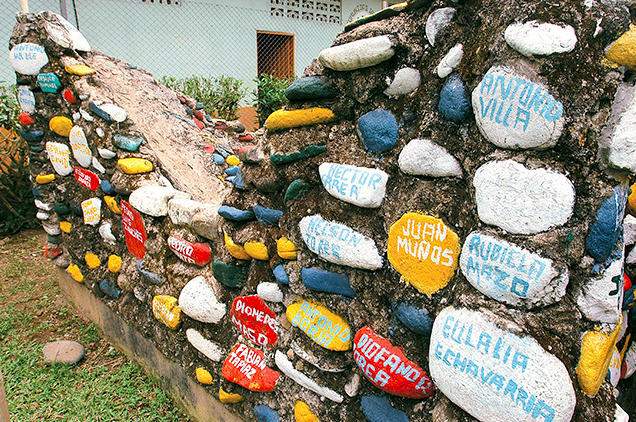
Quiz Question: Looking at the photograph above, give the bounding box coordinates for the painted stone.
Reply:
[578,253,624,324]
[43,340,84,365]
[222,343,280,392]
[302,267,356,297]
[439,74,472,123]
[99,279,121,298]
[18,86,35,112]
[121,200,147,259]
[472,66,564,149]
[286,76,336,101]
[19,112,35,126]
[46,142,73,176]
[275,350,344,402]
[167,236,211,266]
[128,185,191,217]
[257,282,284,303]
[239,146,264,163]
[253,205,283,225]
[607,346,621,387]
[360,395,409,422]
[225,165,239,176]
[585,186,628,262]
[393,302,433,338]
[319,35,395,71]
[270,145,327,164]
[9,43,48,75]
[219,387,243,403]
[213,153,225,164]
[44,244,62,259]
[437,43,463,78]
[113,134,143,151]
[384,68,421,97]
[576,323,622,396]
[605,25,636,67]
[45,13,90,50]
[81,197,101,226]
[460,231,569,308]
[85,253,101,269]
[36,211,50,220]
[92,157,106,174]
[213,258,249,288]
[20,129,44,144]
[357,109,398,153]
[104,196,120,214]
[80,108,94,121]
[218,205,254,222]
[254,405,280,422]
[344,2,405,31]
[167,198,202,226]
[63,89,77,104]
[286,299,352,351]
[319,162,388,208]
[277,237,298,260]
[245,241,269,260]
[67,264,84,282]
[602,78,636,172]
[179,276,226,324]
[285,179,310,206]
[354,326,434,398]
[291,341,347,373]
[152,295,181,330]
[108,255,122,273]
[294,401,319,422]
[49,116,73,137]
[231,295,278,346]
[65,65,96,76]
[387,213,459,295]
[504,21,576,57]
[226,155,240,166]
[624,341,636,379]
[186,328,223,361]
[117,158,153,174]
[136,260,162,285]
[224,232,251,260]
[37,73,61,93]
[196,367,213,385]
[473,160,575,234]
[36,174,55,184]
[426,7,455,46]
[74,167,99,191]
[398,139,462,177]
[98,147,117,159]
[273,265,290,284]
[429,306,576,422]
[265,108,336,132]
[43,221,62,235]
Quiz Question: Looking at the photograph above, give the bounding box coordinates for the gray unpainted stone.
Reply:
[43,340,85,365]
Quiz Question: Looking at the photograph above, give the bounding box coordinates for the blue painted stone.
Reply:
[358,109,398,153]
[438,74,472,123]
[20,128,45,144]
[100,180,115,195]
[32,188,41,197]
[624,285,635,310]
[217,205,254,221]
[301,267,356,297]
[586,185,628,262]
[195,102,204,110]
[215,146,230,158]
[88,102,113,122]
[37,73,61,93]
[392,302,433,338]
[99,279,121,298]
[232,168,245,189]
[184,105,193,117]
[285,76,336,101]
[136,260,163,285]
[112,134,143,151]
[254,405,280,422]
[253,205,283,225]
[361,395,409,422]
[225,165,240,176]
[273,265,289,284]
[213,153,225,164]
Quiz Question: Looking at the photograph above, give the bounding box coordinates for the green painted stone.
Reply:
[54,203,71,215]
[284,179,310,207]
[270,145,326,165]
[344,2,407,32]
[213,258,249,288]
[285,76,336,101]
[37,73,62,93]
[47,234,63,244]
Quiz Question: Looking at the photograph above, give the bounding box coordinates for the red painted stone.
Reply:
[230,295,278,347]
[74,167,100,191]
[167,235,211,266]
[178,96,187,104]
[194,109,204,120]
[193,117,204,130]
[222,343,280,392]
[215,121,227,131]
[19,112,35,126]
[625,273,632,292]
[204,143,215,154]
[44,243,63,259]
[121,200,147,259]
[63,88,77,104]
[353,326,434,399]
[238,134,253,142]
[236,145,257,155]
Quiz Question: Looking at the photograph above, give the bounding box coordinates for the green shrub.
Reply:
[0,82,19,132]
[252,74,293,127]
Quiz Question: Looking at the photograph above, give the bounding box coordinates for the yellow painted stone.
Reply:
[59,221,72,234]
[576,320,622,396]
[85,253,101,269]
[387,213,459,296]
[195,367,213,385]
[67,264,84,283]
[294,401,320,422]
[224,231,251,260]
[104,196,121,214]
[244,241,269,260]
[108,255,122,273]
[606,25,636,67]
[628,182,636,214]
[226,155,240,166]
[118,158,153,174]
[277,237,298,260]
[265,108,336,132]
[49,116,73,137]
[36,174,55,184]
[152,295,181,330]
[219,387,244,404]
[65,65,96,75]
[286,299,351,351]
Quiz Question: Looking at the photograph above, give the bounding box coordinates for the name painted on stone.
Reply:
[152,295,181,330]
[231,295,278,347]
[121,200,147,259]
[69,126,91,167]
[166,235,211,266]
[222,343,280,392]
[18,86,35,112]
[37,73,61,93]
[9,43,48,75]
[46,142,72,176]
[81,198,101,226]
[286,299,351,351]
[319,162,388,208]
[74,167,99,191]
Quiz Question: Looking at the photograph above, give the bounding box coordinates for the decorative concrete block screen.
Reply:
[9,1,636,421]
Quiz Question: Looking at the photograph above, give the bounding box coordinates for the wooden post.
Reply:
[20,0,28,13]
[0,369,9,422]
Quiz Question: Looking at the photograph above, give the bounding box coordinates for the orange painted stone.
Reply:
[230,295,278,347]
[222,343,280,392]
[167,235,211,266]
[387,213,459,295]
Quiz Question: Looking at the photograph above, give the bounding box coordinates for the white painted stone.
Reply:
[577,255,624,324]
[299,214,382,270]
[128,185,191,217]
[167,198,203,225]
[42,221,61,235]
[178,276,226,324]
[627,248,636,264]
[504,21,577,57]
[473,160,575,234]
[257,282,284,303]
[624,341,636,378]
[36,211,50,220]
[158,174,174,189]
[95,128,105,138]
[603,79,636,173]
[472,66,565,150]
[290,340,346,372]
[186,328,223,362]
[460,231,569,307]
[18,86,35,112]
[98,147,116,159]
[615,405,629,422]
[80,108,94,122]
[429,306,576,422]
[99,103,127,122]
[72,112,81,122]
[384,68,421,97]
[35,199,53,211]
[69,126,91,167]
[608,347,622,387]
[436,43,463,78]
[99,222,117,244]
[9,43,48,75]
[398,138,462,177]
[274,350,344,403]
[625,214,636,245]
[426,7,456,46]
[54,13,91,52]
[318,162,388,208]
[45,142,73,176]
[619,311,629,341]
[318,35,395,72]
[92,157,105,174]
[81,198,101,226]
[345,373,361,397]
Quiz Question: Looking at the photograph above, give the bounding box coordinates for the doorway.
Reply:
[256,31,295,79]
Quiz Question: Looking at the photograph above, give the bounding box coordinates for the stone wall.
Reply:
[8,2,636,422]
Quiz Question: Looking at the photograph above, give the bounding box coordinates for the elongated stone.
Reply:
[576,323,622,396]
[167,236,211,266]
[319,162,388,208]
[218,205,254,222]
[286,299,352,351]
[275,350,343,402]
[113,134,143,151]
[398,139,462,177]
[344,2,406,32]
[65,65,96,76]
[266,108,336,132]
[586,186,628,262]
[426,7,455,46]
[118,158,153,174]
[302,267,356,297]
[504,21,577,57]
[18,86,35,112]
[270,145,327,164]
[128,185,191,217]
[319,35,395,71]
[186,328,223,361]
[178,276,226,323]
[253,205,283,225]
[136,260,162,284]
[361,395,409,422]
[285,76,336,101]
[392,302,433,338]
[437,44,463,78]
[122,201,146,259]
[602,78,636,172]
[222,343,280,392]
[230,295,278,346]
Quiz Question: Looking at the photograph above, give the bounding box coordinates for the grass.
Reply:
[0,230,191,421]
